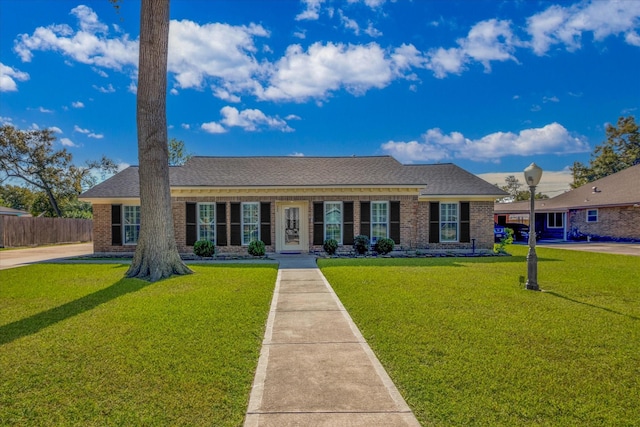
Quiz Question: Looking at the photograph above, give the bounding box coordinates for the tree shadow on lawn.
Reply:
[0,277,151,346]
[545,291,640,321]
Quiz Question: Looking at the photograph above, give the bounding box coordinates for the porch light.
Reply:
[523,162,542,291]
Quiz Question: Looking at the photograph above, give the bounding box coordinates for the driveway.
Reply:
[0,243,94,270]
[537,241,640,257]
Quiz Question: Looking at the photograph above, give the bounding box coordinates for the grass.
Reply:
[0,263,277,426]
[318,246,640,426]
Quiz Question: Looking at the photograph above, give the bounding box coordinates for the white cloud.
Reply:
[73,125,102,138]
[219,106,293,132]
[381,123,590,163]
[426,47,466,78]
[290,152,305,157]
[213,88,241,103]
[543,96,559,103]
[91,67,109,78]
[14,6,138,69]
[427,19,518,77]
[170,88,179,95]
[296,0,325,21]
[49,126,63,133]
[168,20,269,92]
[93,84,115,93]
[181,123,190,130]
[365,22,383,38]
[201,121,227,134]
[285,114,302,121]
[0,117,13,125]
[72,101,84,108]
[38,107,53,113]
[60,137,77,147]
[262,42,416,102]
[339,10,360,35]
[0,63,29,92]
[526,0,640,55]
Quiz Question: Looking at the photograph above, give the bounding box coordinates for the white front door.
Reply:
[276,202,308,253]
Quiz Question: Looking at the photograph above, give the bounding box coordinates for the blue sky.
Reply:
[1,0,639,196]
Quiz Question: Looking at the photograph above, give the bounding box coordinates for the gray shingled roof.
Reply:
[81,156,506,199]
[495,163,640,212]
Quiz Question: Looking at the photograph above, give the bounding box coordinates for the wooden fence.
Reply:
[0,216,93,248]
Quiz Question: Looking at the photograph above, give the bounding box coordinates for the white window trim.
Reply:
[197,202,216,243]
[586,209,598,223]
[371,201,389,243]
[241,202,260,246]
[123,205,140,245]
[324,201,343,245]
[440,202,459,243]
[547,212,564,229]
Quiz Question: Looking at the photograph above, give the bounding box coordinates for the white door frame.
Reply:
[275,201,309,253]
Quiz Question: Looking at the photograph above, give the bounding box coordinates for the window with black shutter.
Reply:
[185,202,197,246]
[390,201,400,244]
[313,202,324,245]
[230,202,241,246]
[260,202,271,245]
[460,202,470,243]
[360,201,370,238]
[429,202,440,243]
[216,203,227,246]
[343,201,354,245]
[111,204,122,246]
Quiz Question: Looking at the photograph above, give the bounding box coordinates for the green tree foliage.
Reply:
[0,125,117,217]
[498,175,548,202]
[0,184,37,212]
[571,116,639,188]
[168,138,192,166]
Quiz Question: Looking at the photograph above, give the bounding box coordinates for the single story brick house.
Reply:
[80,156,506,255]
[495,163,640,241]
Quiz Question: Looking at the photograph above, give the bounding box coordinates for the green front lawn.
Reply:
[0,264,277,426]
[319,246,640,426]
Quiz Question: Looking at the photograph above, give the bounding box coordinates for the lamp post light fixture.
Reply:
[523,162,543,291]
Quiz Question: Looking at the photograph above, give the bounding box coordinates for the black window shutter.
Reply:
[313,202,324,245]
[360,201,370,238]
[390,201,401,244]
[460,202,470,243]
[343,202,354,245]
[429,202,440,243]
[216,203,227,246]
[185,202,197,246]
[260,202,271,245]
[111,204,122,246]
[230,203,241,246]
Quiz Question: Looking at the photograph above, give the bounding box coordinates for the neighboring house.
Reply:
[0,206,31,217]
[80,156,506,255]
[495,164,640,241]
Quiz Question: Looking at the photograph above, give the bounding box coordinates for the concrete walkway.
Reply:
[0,242,94,270]
[244,254,420,427]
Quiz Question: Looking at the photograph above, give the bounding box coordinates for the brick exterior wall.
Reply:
[93,196,496,255]
[569,206,640,241]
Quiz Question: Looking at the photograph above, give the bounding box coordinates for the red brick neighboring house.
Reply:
[80,156,506,255]
[495,164,640,241]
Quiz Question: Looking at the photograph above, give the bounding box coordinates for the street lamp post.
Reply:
[523,163,543,291]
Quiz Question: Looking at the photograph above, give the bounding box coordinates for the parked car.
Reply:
[494,223,506,242]
[504,223,529,242]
